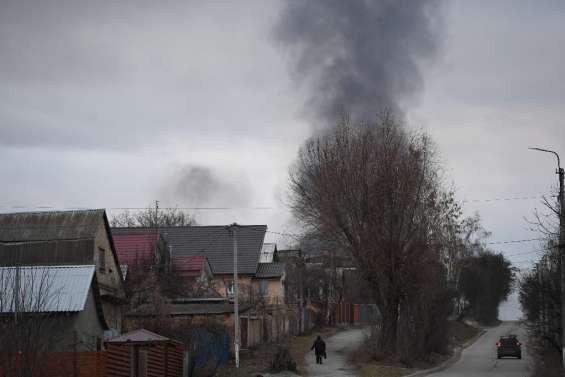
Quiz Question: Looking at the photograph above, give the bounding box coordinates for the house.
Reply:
[258,243,277,263]
[114,224,292,343]
[0,209,126,333]
[172,255,214,290]
[111,228,214,296]
[0,265,108,352]
[254,262,285,306]
[111,228,170,271]
[126,297,258,350]
[153,225,268,300]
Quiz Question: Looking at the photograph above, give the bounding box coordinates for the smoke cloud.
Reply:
[274,0,444,125]
[162,165,251,208]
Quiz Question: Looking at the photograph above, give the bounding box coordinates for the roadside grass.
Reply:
[215,327,340,377]
[358,363,410,377]
[448,320,481,346]
[350,320,480,376]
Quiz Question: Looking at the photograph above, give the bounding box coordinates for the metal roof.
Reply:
[259,243,277,263]
[112,232,160,266]
[255,262,285,279]
[0,265,95,313]
[0,209,104,242]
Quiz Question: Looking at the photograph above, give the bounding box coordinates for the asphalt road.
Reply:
[427,322,530,377]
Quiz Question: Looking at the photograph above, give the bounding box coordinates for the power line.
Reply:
[0,205,275,211]
[500,249,547,257]
[461,195,550,203]
[486,238,545,245]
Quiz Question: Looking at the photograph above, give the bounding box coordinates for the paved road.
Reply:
[306,327,368,377]
[427,322,530,377]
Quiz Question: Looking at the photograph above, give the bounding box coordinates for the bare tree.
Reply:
[519,194,562,375]
[0,266,64,377]
[111,205,196,227]
[288,113,459,360]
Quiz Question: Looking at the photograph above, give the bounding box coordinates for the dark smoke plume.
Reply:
[162,165,251,207]
[274,0,444,125]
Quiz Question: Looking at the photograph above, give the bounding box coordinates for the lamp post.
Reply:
[529,147,565,373]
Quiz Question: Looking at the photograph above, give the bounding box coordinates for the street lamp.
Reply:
[529,147,565,374]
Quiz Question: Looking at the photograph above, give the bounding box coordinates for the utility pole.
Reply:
[529,147,565,373]
[154,200,160,226]
[227,223,240,369]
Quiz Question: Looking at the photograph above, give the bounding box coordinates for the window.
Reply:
[98,247,106,273]
[259,280,269,297]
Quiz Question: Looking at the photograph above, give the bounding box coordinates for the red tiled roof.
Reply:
[173,255,207,277]
[112,232,159,266]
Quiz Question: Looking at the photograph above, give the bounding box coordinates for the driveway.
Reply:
[426,321,530,377]
[306,327,368,377]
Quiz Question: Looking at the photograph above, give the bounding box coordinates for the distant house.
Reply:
[173,255,213,288]
[0,209,126,333]
[114,224,292,343]
[254,262,285,306]
[154,225,268,299]
[111,228,214,296]
[0,265,108,351]
[258,243,277,263]
[111,228,169,273]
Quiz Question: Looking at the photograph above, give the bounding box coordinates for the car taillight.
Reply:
[496,342,501,348]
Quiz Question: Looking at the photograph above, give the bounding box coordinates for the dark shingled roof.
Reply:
[255,262,285,279]
[0,209,104,242]
[113,225,267,275]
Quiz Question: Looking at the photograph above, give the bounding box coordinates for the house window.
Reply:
[227,281,234,296]
[98,247,106,273]
[259,280,269,297]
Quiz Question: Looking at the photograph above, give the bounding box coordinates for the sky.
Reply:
[1,1,564,318]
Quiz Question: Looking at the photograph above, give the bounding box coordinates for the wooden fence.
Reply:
[0,352,106,377]
[105,342,184,377]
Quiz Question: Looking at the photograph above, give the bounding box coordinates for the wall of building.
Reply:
[69,288,106,351]
[211,275,254,299]
[251,278,285,306]
[95,222,125,332]
[46,289,105,352]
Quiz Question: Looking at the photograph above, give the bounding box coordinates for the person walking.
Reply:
[311,335,326,365]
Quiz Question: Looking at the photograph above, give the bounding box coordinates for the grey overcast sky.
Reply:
[1,0,564,291]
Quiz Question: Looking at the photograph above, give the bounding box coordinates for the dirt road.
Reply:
[305,327,368,377]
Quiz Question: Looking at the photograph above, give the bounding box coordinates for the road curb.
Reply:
[404,328,486,377]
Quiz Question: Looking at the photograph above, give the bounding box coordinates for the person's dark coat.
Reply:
[311,336,326,356]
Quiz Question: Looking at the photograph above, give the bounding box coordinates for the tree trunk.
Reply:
[379,300,399,357]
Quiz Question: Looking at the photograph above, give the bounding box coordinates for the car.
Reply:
[496,335,522,359]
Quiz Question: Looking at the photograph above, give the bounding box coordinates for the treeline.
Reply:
[519,196,562,376]
[288,113,514,362]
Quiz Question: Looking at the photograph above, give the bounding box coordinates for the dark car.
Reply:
[496,335,522,359]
